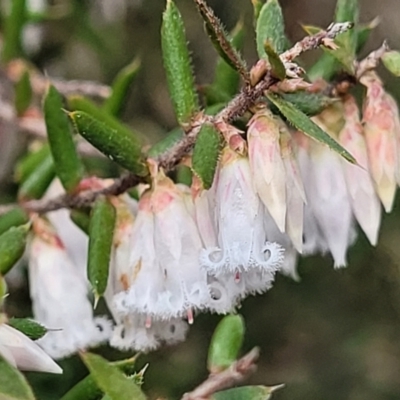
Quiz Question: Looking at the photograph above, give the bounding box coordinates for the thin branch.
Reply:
[181,348,260,400]
[0,22,352,216]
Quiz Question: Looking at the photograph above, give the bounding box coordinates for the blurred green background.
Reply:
[2,0,400,399]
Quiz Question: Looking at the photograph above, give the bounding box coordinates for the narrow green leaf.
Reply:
[70,210,91,235]
[0,224,30,275]
[2,0,27,62]
[256,0,287,57]
[263,41,286,80]
[69,111,148,176]
[307,52,339,82]
[44,84,85,192]
[15,70,32,116]
[80,353,146,400]
[382,51,400,77]
[266,92,356,163]
[68,95,145,145]
[0,354,35,400]
[176,165,192,186]
[61,356,139,400]
[88,197,116,300]
[161,0,199,125]
[15,144,51,183]
[195,0,248,82]
[0,276,8,305]
[211,20,245,99]
[0,208,29,236]
[271,91,335,116]
[356,18,380,54]
[103,58,141,117]
[147,128,184,159]
[207,315,245,373]
[18,153,55,200]
[192,124,221,190]
[212,385,281,400]
[7,318,47,341]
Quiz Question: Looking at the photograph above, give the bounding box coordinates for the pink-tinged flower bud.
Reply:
[339,95,382,245]
[280,128,306,253]
[361,72,399,212]
[200,148,283,277]
[28,218,111,358]
[110,313,188,353]
[248,110,287,232]
[0,323,62,373]
[113,172,209,321]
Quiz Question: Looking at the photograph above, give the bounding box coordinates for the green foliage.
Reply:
[70,210,91,235]
[17,153,55,200]
[103,58,141,117]
[15,144,51,184]
[0,225,30,275]
[0,354,35,400]
[263,41,286,80]
[80,353,145,400]
[207,315,245,373]
[14,70,32,116]
[212,385,280,400]
[192,123,221,190]
[69,111,148,176]
[44,84,85,192]
[147,128,184,159]
[266,92,356,163]
[382,50,400,77]
[88,197,116,301]
[256,0,287,58]
[161,0,199,125]
[0,208,29,236]
[7,318,47,341]
[1,0,27,62]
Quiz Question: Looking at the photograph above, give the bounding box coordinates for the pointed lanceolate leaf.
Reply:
[263,41,286,80]
[356,18,380,53]
[212,385,282,400]
[161,0,199,125]
[271,91,335,116]
[266,92,356,163]
[15,70,32,116]
[211,20,245,100]
[70,210,91,235]
[256,0,287,58]
[0,277,7,305]
[0,224,30,275]
[69,111,148,176]
[88,197,116,301]
[80,353,145,400]
[382,50,400,77]
[251,0,264,26]
[0,355,35,400]
[103,58,141,117]
[44,84,85,192]
[192,124,221,190]
[1,0,27,62]
[0,208,29,236]
[61,356,138,400]
[18,153,55,200]
[195,0,248,82]
[7,318,47,341]
[208,315,245,373]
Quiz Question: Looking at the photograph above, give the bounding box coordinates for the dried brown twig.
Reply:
[181,348,260,400]
[0,22,353,217]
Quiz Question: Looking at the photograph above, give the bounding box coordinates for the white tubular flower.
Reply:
[305,121,355,268]
[113,172,209,321]
[248,110,287,232]
[361,72,399,212]
[0,323,62,374]
[339,95,382,246]
[200,147,284,279]
[292,132,328,256]
[110,313,188,353]
[280,129,306,253]
[28,218,111,359]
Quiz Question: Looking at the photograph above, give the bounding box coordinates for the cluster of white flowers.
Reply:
[16,71,400,357]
